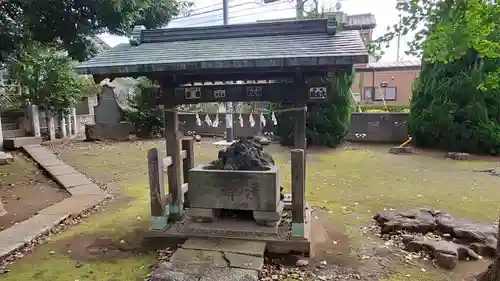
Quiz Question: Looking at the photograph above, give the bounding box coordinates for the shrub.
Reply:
[125,78,164,137]
[274,69,354,147]
[409,53,500,155]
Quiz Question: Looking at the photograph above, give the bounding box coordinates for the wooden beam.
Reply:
[170,82,332,105]
[181,138,195,208]
[148,148,168,230]
[164,105,184,220]
[163,150,187,168]
[291,149,306,237]
[163,183,189,206]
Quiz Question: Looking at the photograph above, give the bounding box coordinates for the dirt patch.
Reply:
[53,227,181,263]
[311,209,357,267]
[0,153,70,230]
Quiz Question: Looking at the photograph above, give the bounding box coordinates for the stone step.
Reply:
[3,129,26,138]
[151,238,265,281]
[3,137,43,150]
[2,122,19,131]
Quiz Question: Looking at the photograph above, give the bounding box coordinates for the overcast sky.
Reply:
[99,0,419,62]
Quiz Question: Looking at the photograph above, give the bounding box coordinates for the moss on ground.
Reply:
[3,141,499,281]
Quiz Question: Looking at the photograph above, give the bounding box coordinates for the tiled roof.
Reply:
[75,18,369,76]
[355,60,421,70]
[345,13,376,29]
[258,13,376,30]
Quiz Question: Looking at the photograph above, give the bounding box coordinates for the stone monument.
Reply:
[85,84,133,141]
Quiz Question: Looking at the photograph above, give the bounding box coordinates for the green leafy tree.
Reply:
[372,0,500,155]
[7,43,83,113]
[0,0,192,62]
[125,78,164,137]
[275,70,354,147]
[273,5,353,147]
[374,1,499,276]
[79,76,103,98]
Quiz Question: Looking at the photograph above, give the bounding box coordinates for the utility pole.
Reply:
[222,0,233,143]
[396,14,402,61]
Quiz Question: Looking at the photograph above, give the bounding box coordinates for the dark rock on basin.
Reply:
[210,139,275,171]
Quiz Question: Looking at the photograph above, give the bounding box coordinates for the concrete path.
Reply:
[151,238,266,281]
[0,144,107,258]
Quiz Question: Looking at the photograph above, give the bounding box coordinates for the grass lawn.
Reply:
[2,140,499,281]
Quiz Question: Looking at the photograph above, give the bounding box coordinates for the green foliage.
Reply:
[275,70,354,147]
[354,105,410,113]
[423,0,500,90]
[7,43,82,113]
[125,78,164,137]
[79,76,103,97]
[372,0,500,155]
[409,54,500,155]
[0,0,192,62]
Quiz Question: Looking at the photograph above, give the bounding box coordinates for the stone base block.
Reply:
[189,208,220,222]
[188,219,279,235]
[389,146,414,154]
[3,137,42,150]
[84,122,132,141]
[253,201,284,226]
[0,152,14,165]
[446,152,470,160]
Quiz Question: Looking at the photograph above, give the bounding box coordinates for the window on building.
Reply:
[363,87,397,101]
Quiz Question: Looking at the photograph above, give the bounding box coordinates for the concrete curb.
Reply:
[0,144,108,259]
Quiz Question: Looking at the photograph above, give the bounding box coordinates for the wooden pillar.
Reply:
[293,71,307,150]
[291,71,307,238]
[148,148,167,230]
[165,105,183,220]
[181,138,194,208]
[291,149,306,237]
[0,114,3,149]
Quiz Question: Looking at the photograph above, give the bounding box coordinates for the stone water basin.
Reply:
[187,164,280,212]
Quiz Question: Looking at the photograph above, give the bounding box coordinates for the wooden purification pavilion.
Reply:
[75,15,368,254]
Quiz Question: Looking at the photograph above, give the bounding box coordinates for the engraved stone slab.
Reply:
[188,164,280,212]
[223,252,264,271]
[188,219,279,235]
[94,85,124,125]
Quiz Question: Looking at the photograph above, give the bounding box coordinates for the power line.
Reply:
[98,0,295,38]
[177,6,295,26]
[172,0,291,24]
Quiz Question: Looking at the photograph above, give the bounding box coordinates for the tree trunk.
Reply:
[476,218,500,281]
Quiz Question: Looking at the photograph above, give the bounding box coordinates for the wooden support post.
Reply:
[165,106,183,220]
[293,105,307,150]
[291,149,306,237]
[148,148,168,230]
[0,114,3,149]
[181,138,194,208]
